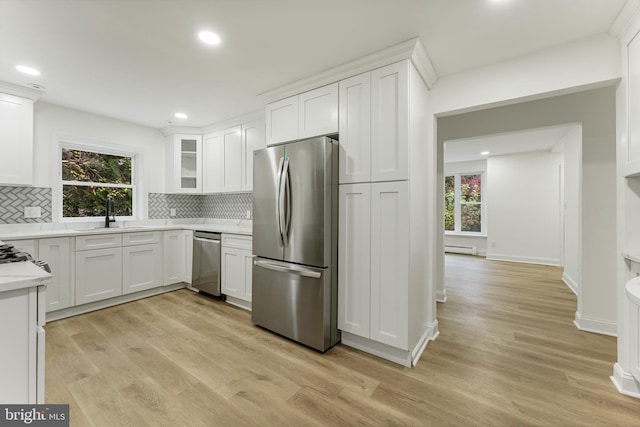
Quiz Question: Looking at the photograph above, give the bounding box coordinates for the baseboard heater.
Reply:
[444,245,477,255]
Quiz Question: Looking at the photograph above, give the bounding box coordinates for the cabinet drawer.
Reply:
[76,233,122,251]
[221,234,252,250]
[122,231,161,246]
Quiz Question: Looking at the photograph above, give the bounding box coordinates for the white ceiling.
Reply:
[444,125,576,164]
[0,0,628,129]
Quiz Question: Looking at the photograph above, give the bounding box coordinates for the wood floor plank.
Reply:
[45,255,640,426]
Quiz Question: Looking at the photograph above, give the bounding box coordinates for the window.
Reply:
[59,142,138,220]
[444,172,484,234]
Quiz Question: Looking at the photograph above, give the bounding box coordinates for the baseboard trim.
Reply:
[224,295,251,311]
[47,283,185,322]
[562,272,579,295]
[341,332,412,367]
[611,362,640,398]
[486,253,561,266]
[411,320,439,366]
[436,289,448,303]
[574,311,617,336]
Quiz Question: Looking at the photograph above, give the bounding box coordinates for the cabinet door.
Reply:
[371,61,409,182]
[0,93,33,186]
[163,231,184,285]
[75,247,123,305]
[338,184,371,338]
[167,134,202,193]
[298,83,338,139]
[203,131,222,193]
[266,96,298,145]
[339,74,371,183]
[221,246,243,299]
[38,237,73,312]
[182,230,193,284]
[122,243,162,295]
[241,120,266,191]
[370,181,409,349]
[242,249,253,302]
[222,126,243,192]
[0,287,37,403]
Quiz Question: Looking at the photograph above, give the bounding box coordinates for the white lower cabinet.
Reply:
[37,237,74,312]
[0,283,46,404]
[221,234,252,303]
[338,181,409,350]
[75,247,123,305]
[163,230,193,285]
[122,243,162,295]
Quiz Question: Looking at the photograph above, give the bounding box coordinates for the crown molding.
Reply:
[609,0,640,39]
[259,37,438,104]
[0,80,45,101]
[160,125,203,137]
[201,109,264,134]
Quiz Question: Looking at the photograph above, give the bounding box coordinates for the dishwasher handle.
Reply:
[194,237,220,244]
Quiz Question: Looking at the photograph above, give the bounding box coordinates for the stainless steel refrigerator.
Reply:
[252,135,339,352]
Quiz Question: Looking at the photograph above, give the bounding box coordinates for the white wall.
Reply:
[561,126,582,294]
[33,102,166,219]
[487,152,563,265]
[430,34,620,116]
[443,160,488,256]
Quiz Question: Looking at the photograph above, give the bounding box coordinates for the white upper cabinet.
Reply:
[221,126,243,192]
[241,120,265,191]
[203,131,222,193]
[371,62,409,182]
[338,61,409,184]
[202,119,264,193]
[166,134,202,193]
[0,93,33,186]
[266,96,299,145]
[298,83,338,139]
[339,74,371,183]
[265,83,338,146]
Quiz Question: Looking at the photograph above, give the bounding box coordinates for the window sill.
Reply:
[445,231,487,238]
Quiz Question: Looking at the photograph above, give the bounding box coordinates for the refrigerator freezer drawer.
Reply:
[252,259,334,351]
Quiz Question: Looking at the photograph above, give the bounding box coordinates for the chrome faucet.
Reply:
[105,196,116,228]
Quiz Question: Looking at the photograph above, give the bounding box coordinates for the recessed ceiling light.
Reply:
[16,65,40,76]
[198,31,221,45]
[480,151,490,156]
[174,112,188,119]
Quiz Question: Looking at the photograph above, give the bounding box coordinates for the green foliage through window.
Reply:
[61,148,134,218]
[445,173,483,233]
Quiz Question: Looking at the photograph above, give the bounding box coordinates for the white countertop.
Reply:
[0,259,51,293]
[626,276,640,307]
[0,220,252,240]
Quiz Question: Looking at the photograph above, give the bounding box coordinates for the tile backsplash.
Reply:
[0,186,52,223]
[0,187,251,223]
[148,192,252,220]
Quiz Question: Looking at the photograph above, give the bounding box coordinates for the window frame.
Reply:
[444,171,486,236]
[54,136,143,223]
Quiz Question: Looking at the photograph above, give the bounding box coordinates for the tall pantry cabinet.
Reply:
[337,60,434,366]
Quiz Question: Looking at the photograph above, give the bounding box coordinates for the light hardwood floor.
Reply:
[46,255,640,426]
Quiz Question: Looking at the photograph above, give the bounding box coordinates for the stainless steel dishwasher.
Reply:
[192,231,223,298]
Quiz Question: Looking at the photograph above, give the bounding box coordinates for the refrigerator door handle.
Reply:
[254,259,322,278]
[276,156,285,246]
[283,156,291,245]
